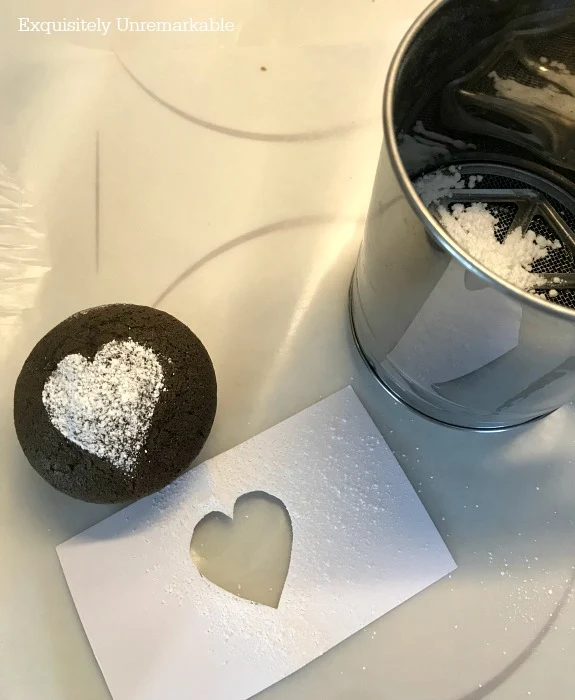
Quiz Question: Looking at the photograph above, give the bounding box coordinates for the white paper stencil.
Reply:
[57,387,456,700]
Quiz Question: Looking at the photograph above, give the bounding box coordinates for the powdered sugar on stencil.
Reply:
[57,387,456,700]
[42,339,164,473]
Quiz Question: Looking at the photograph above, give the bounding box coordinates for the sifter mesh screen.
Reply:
[428,164,575,309]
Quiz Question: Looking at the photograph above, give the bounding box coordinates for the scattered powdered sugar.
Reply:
[414,168,563,292]
[42,339,164,472]
[489,68,575,122]
[415,167,466,206]
[437,202,559,290]
[399,122,476,175]
[413,120,477,151]
[398,133,451,174]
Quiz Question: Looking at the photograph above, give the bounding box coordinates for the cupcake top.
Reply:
[14,304,217,503]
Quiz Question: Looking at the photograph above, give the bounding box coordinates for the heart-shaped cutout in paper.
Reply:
[42,339,164,473]
[190,492,293,608]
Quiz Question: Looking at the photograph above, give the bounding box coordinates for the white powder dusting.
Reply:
[399,122,477,174]
[413,121,477,151]
[398,133,451,174]
[42,339,164,472]
[489,69,575,121]
[113,388,455,680]
[437,203,559,290]
[415,167,466,206]
[415,169,564,292]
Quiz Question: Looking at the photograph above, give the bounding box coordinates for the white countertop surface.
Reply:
[1,2,575,699]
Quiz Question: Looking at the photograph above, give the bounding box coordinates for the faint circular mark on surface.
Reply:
[117,54,372,143]
[456,565,575,700]
[154,214,362,306]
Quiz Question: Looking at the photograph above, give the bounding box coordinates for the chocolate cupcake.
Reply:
[14,304,217,503]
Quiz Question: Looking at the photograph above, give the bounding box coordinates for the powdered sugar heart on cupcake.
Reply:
[42,339,164,473]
